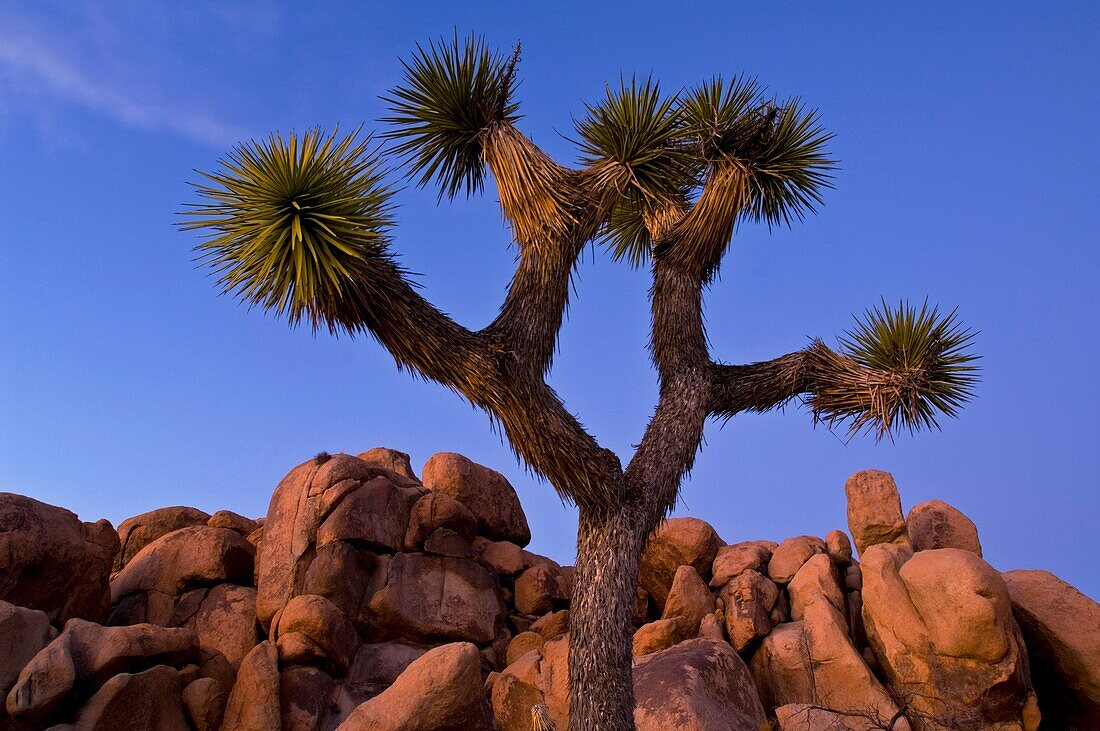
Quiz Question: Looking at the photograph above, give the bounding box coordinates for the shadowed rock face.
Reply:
[1003,569,1100,729]
[633,638,766,730]
[0,492,119,625]
[1,453,1095,730]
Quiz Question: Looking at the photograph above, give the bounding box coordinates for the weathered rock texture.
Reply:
[1,451,1095,730]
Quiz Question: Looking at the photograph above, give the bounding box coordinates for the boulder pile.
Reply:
[0,451,1096,730]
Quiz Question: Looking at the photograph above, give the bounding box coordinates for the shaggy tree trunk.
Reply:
[567,503,648,731]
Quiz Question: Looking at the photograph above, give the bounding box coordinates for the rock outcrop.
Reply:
[1,450,1096,730]
[0,493,118,625]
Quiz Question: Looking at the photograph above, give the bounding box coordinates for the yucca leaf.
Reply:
[381,32,521,200]
[808,300,980,439]
[680,78,835,229]
[576,76,694,266]
[181,128,398,333]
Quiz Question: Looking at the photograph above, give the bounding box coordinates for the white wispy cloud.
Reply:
[0,17,245,147]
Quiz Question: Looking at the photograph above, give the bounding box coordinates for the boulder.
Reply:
[368,553,506,644]
[633,638,767,730]
[825,530,853,565]
[767,535,826,584]
[492,635,571,729]
[514,564,569,616]
[907,499,982,556]
[633,617,687,656]
[710,541,773,589]
[0,601,56,728]
[492,650,544,731]
[109,526,254,626]
[273,594,359,674]
[115,506,210,571]
[788,554,845,623]
[301,541,389,630]
[0,493,118,624]
[404,492,478,549]
[207,510,260,536]
[750,604,904,729]
[1003,569,1100,728]
[220,641,280,731]
[69,664,190,731]
[699,612,725,642]
[6,620,199,726]
[316,476,423,553]
[422,452,530,546]
[423,527,476,558]
[530,609,570,641]
[662,565,715,636]
[719,569,779,652]
[338,642,493,730]
[280,666,335,731]
[254,453,417,628]
[639,518,722,610]
[861,544,1036,728]
[844,470,908,555]
[181,676,227,731]
[346,642,430,690]
[476,539,526,575]
[507,631,545,665]
[357,447,420,482]
[171,584,259,671]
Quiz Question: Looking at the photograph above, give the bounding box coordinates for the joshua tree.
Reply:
[183,35,978,731]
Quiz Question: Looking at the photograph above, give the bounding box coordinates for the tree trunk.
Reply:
[567,503,647,731]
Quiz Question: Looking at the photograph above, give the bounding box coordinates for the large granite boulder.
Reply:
[273,594,359,674]
[639,518,722,610]
[718,569,779,652]
[767,536,826,584]
[750,603,904,729]
[0,493,118,625]
[171,584,259,671]
[0,600,57,728]
[115,506,211,570]
[301,541,389,631]
[662,565,715,636]
[1003,569,1100,729]
[368,552,507,644]
[906,499,982,556]
[69,664,190,731]
[254,453,421,628]
[357,447,421,482]
[338,642,493,730]
[220,640,280,731]
[5,620,200,727]
[633,638,767,730]
[710,541,774,589]
[421,452,530,546]
[844,470,909,555]
[861,544,1037,728]
[109,525,254,626]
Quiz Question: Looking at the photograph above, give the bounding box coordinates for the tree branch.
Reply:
[708,347,815,419]
[623,255,712,526]
[480,125,609,374]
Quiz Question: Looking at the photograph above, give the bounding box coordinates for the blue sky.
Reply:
[1,2,1097,599]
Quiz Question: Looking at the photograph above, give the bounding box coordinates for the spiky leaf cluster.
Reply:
[181,128,396,332]
[577,77,694,264]
[582,76,834,266]
[680,78,834,228]
[809,300,980,439]
[382,33,521,200]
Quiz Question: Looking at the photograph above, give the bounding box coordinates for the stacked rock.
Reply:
[0,453,1097,730]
